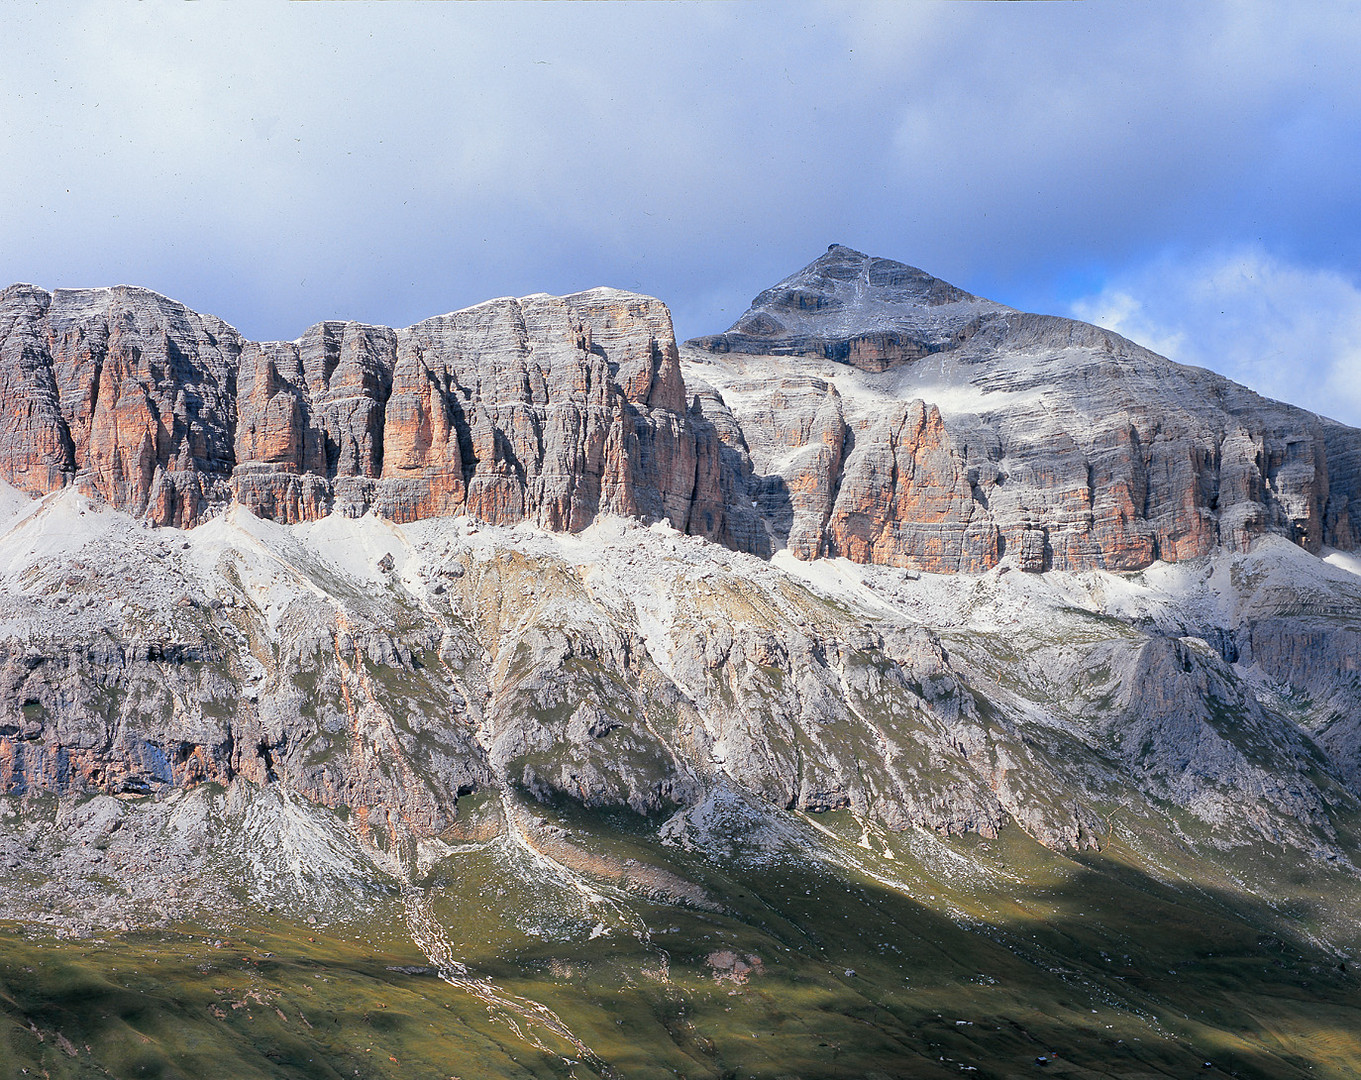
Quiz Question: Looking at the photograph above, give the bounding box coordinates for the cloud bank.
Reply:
[1,1,1358,425]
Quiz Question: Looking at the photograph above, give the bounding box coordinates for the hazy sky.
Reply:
[4,1,1360,425]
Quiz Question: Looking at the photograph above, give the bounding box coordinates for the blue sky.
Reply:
[4,1,1360,425]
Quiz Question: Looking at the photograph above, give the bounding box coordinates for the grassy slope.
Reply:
[5,802,1361,1080]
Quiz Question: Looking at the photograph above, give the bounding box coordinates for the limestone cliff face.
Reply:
[0,284,241,529]
[823,399,1000,572]
[0,283,731,545]
[4,253,1359,576]
[685,245,1361,573]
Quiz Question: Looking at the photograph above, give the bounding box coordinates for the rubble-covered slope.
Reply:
[3,483,1360,886]
[2,483,1361,1076]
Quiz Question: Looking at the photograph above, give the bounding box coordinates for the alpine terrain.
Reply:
[2,245,1361,1079]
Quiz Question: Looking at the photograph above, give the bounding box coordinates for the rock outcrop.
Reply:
[0,284,733,545]
[822,398,1000,571]
[685,245,1361,572]
[0,284,241,529]
[4,250,1360,577]
[687,243,1006,369]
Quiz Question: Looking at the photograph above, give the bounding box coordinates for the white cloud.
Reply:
[2,2,1360,350]
[1070,249,1361,428]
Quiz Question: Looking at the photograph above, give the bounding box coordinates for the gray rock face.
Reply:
[685,245,1361,573]
[0,284,735,546]
[688,243,1009,370]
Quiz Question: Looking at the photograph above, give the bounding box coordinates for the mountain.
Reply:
[687,244,1361,571]
[2,251,1361,1079]
[0,282,738,542]
[5,248,1359,570]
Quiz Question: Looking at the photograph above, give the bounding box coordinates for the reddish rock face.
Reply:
[0,287,72,495]
[694,353,1356,575]
[2,260,1359,576]
[686,246,1361,573]
[0,283,729,544]
[0,285,241,528]
[824,400,1000,572]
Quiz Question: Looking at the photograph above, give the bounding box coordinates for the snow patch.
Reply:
[1324,546,1361,580]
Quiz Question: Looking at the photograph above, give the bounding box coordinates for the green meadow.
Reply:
[5,799,1360,1080]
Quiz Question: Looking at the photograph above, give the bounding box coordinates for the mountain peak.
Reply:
[686,246,1009,370]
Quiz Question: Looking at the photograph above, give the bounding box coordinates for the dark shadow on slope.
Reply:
[6,817,1361,1080]
[393,796,1361,1079]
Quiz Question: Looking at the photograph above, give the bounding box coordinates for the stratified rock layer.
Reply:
[4,249,1360,576]
[0,284,731,544]
[686,245,1361,572]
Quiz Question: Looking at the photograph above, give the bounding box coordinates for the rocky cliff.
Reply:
[0,283,735,544]
[6,251,1359,578]
[685,244,1361,574]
